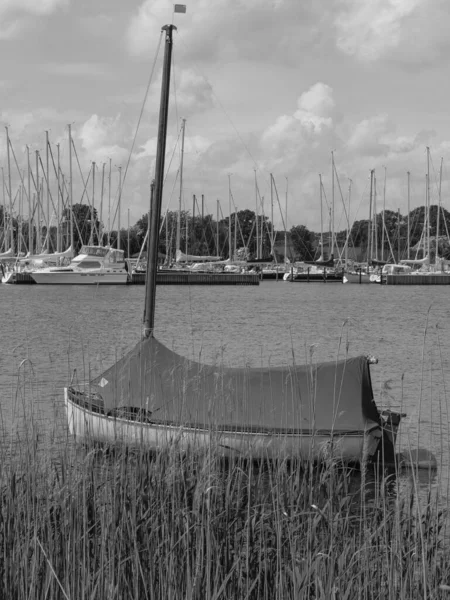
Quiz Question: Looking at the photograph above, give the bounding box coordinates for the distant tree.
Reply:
[290,225,314,260]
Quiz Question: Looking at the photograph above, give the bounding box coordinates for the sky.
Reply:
[0,0,449,233]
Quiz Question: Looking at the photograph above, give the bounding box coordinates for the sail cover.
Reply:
[88,338,381,434]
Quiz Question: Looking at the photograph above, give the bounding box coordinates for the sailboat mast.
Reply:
[437,157,443,267]
[90,162,95,245]
[6,127,13,252]
[27,146,32,254]
[68,124,74,252]
[345,179,351,267]
[427,146,430,261]
[143,24,176,338]
[57,144,61,252]
[373,175,378,260]
[319,174,323,259]
[108,158,112,246]
[407,171,410,260]
[36,151,41,254]
[228,174,232,260]
[367,170,374,267]
[331,151,335,258]
[284,177,288,262]
[117,166,122,251]
[100,162,105,245]
[46,130,50,251]
[270,174,274,256]
[176,118,186,254]
[254,170,259,259]
[216,199,219,258]
[382,166,386,262]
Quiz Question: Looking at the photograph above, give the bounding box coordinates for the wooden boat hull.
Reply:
[64,389,399,463]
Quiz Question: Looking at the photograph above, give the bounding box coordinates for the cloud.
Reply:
[0,0,68,16]
[77,114,130,164]
[347,114,392,157]
[261,83,337,171]
[0,0,68,39]
[125,0,326,65]
[333,0,450,66]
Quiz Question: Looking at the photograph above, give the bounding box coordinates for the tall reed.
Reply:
[0,434,448,600]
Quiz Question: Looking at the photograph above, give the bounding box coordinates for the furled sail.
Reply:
[176,249,221,262]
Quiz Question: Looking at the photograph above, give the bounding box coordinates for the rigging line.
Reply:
[120,30,164,198]
[109,121,183,234]
[8,140,32,202]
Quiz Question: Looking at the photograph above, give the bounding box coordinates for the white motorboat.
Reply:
[30,245,128,285]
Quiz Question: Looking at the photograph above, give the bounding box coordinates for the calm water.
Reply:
[0,280,449,497]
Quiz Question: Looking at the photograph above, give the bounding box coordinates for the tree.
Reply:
[290,225,314,260]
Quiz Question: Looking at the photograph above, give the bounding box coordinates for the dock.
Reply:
[129,271,260,285]
[386,274,450,285]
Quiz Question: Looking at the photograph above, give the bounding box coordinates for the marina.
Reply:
[1,3,450,597]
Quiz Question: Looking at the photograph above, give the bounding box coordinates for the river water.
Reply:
[0,280,449,500]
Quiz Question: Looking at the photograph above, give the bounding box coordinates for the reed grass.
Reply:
[0,431,448,600]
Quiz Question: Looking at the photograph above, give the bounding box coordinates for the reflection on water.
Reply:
[0,282,448,511]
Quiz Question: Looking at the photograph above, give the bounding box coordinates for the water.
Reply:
[0,280,448,498]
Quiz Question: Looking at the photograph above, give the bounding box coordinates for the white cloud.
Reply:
[77,114,129,164]
[347,114,392,156]
[334,0,421,62]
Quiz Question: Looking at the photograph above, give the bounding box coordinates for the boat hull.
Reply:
[64,389,397,463]
[31,271,128,284]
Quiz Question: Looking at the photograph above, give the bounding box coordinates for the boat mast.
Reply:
[46,131,50,252]
[56,144,61,252]
[345,179,351,267]
[437,157,443,267]
[373,174,378,260]
[143,24,176,338]
[68,124,74,252]
[367,169,374,268]
[216,199,220,258]
[100,162,105,246]
[270,174,274,256]
[407,171,410,260]
[427,146,430,261]
[27,146,32,254]
[90,162,95,245]
[382,166,386,262]
[36,150,41,254]
[319,174,323,259]
[254,170,258,259]
[117,165,122,251]
[331,151,335,258]
[228,174,232,259]
[6,127,13,253]
[108,158,112,246]
[176,118,186,254]
[284,177,288,262]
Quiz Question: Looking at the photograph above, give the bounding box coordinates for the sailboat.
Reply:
[64,24,403,464]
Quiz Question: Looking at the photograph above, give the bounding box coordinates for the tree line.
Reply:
[1,203,450,261]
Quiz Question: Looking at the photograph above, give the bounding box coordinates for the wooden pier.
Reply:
[129,271,260,285]
[387,273,450,285]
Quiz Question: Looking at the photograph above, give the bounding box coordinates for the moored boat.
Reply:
[64,23,403,465]
[31,245,128,285]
